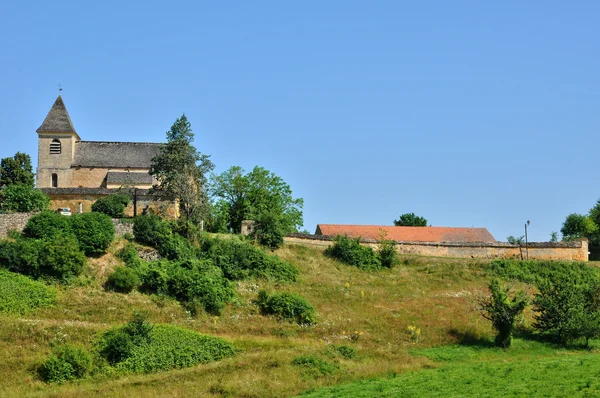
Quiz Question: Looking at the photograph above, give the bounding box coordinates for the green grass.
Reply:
[0,269,57,314]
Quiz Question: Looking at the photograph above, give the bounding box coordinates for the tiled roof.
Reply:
[36,95,77,134]
[106,171,153,185]
[315,224,496,243]
[72,141,162,168]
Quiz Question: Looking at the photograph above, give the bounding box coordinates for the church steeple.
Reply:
[36,95,79,139]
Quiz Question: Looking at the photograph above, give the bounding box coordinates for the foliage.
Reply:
[486,259,600,286]
[150,115,214,223]
[506,235,524,245]
[0,269,56,314]
[39,345,93,383]
[377,232,398,269]
[132,214,195,260]
[0,184,50,213]
[22,211,71,239]
[291,355,338,378]
[37,235,86,282]
[324,235,380,270]
[0,152,34,188]
[91,193,130,218]
[209,165,304,234]
[201,236,298,282]
[97,312,234,373]
[393,212,427,227]
[533,277,600,346]
[549,231,559,242]
[251,209,286,250]
[0,238,42,276]
[70,212,115,255]
[561,213,596,241]
[106,266,140,293]
[256,290,316,325]
[477,280,528,348]
[166,259,234,315]
[324,344,356,360]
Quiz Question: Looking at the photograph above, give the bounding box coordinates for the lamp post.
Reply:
[525,220,530,260]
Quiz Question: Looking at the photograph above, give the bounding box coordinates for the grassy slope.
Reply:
[0,241,595,397]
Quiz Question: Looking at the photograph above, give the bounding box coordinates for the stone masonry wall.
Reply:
[284,234,589,262]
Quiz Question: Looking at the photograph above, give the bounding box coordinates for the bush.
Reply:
[71,212,115,256]
[22,211,72,240]
[91,193,130,218]
[0,238,42,276]
[97,313,235,373]
[202,237,298,282]
[251,210,286,250]
[324,235,380,270]
[0,269,56,314]
[292,355,338,378]
[37,235,86,281]
[486,259,600,286]
[378,237,398,269]
[159,233,196,260]
[139,261,169,295]
[533,277,600,346]
[477,280,528,348]
[167,259,235,315]
[133,214,172,248]
[39,345,93,383]
[0,184,50,213]
[324,344,356,360]
[257,290,316,325]
[106,267,140,293]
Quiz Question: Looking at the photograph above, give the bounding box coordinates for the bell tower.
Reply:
[36,95,80,188]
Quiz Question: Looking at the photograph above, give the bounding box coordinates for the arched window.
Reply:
[50,139,61,154]
[51,173,58,188]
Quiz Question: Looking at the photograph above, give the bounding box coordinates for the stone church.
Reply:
[36,95,177,217]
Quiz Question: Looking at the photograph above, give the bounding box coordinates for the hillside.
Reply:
[0,238,598,397]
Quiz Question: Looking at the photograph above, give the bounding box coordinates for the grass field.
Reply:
[0,239,597,397]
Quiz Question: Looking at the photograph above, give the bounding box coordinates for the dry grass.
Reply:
[0,241,501,397]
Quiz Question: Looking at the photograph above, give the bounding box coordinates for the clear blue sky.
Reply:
[1,1,599,242]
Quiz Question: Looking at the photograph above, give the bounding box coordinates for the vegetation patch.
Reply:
[0,269,56,314]
[292,355,338,379]
[486,259,599,285]
[70,212,115,256]
[91,193,130,218]
[324,235,380,270]
[39,345,93,384]
[105,266,140,293]
[257,290,316,325]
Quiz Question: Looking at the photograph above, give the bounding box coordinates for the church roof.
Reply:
[36,95,78,134]
[106,171,153,185]
[72,141,162,168]
[315,224,496,243]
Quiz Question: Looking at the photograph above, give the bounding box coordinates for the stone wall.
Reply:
[284,233,589,262]
[112,219,134,236]
[0,212,37,238]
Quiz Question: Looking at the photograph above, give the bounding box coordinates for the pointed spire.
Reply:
[36,95,77,134]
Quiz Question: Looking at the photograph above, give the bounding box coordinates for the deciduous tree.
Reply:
[393,213,427,227]
[0,152,34,188]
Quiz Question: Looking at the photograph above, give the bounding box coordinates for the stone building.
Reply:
[36,95,177,217]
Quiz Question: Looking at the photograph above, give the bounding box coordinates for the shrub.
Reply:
[0,269,56,314]
[202,237,298,282]
[159,234,196,260]
[106,267,140,293]
[533,277,600,346]
[0,184,50,213]
[292,355,338,378]
[22,211,72,240]
[0,238,42,276]
[378,236,398,269]
[486,259,600,286]
[133,214,172,247]
[257,290,316,325]
[39,345,93,383]
[37,235,86,281]
[324,344,356,360]
[477,280,528,348]
[251,210,286,250]
[139,261,169,295]
[167,259,235,315]
[91,193,130,218]
[324,235,380,270]
[117,243,143,267]
[97,313,235,373]
[70,212,115,255]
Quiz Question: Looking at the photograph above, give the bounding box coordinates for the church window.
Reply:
[50,139,61,154]
[52,173,58,188]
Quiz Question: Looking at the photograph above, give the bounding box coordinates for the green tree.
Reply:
[560,213,596,241]
[0,184,50,213]
[0,152,34,188]
[393,213,427,227]
[209,166,304,235]
[549,231,559,242]
[150,115,214,225]
[477,280,528,348]
[506,235,524,245]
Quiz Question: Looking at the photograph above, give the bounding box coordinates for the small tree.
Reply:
[252,210,286,250]
[377,230,398,268]
[477,280,528,348]
[393,213,427,227]
[0,184,50,213]
[561,213,596,241]
[549,232,559,242]
[0,152,34,188]
[91,193,130,218]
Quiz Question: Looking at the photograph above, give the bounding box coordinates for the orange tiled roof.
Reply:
[315,224,496,243]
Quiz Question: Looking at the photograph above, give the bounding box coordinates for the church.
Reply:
[36,95,177,217]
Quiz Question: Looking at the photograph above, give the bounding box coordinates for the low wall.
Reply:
[0,213,133,238]
[284,234,589,262]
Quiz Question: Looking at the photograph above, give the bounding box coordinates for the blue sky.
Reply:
[1,1,599,241]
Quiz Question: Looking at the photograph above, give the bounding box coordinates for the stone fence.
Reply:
[284,233,589,262]
[0,213,134,238]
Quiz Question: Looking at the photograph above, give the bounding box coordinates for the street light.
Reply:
[525,220,530,260]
